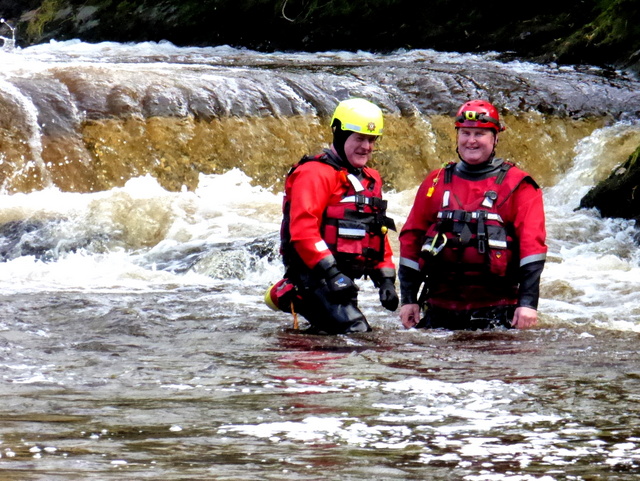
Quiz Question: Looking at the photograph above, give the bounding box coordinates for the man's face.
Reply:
[344,133,377,169]
[457,127,497,165]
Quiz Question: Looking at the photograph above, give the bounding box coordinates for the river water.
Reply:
[1,40,640,480]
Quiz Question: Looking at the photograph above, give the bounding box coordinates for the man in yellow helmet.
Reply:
[266,98,398,334]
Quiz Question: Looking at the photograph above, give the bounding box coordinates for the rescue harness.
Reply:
[282,152,396,276]
[421,161,530,281]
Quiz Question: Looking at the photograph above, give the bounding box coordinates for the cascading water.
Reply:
[0,40,640,480]
[0,18,15,52]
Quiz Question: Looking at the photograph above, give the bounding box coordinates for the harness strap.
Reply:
[346,173,365,192]
[496,162,512,184]
[436,236,514,250]
[476,211,487,254]
[341,195,387,210]
[437,210,504,223]
[444,162,456,184]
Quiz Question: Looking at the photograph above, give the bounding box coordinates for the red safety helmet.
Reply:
[455,100,505,133]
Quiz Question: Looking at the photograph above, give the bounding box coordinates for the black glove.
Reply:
[378,277,399,311]
[324,265,358,304]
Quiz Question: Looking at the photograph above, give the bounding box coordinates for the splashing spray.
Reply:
[0,18,16,52]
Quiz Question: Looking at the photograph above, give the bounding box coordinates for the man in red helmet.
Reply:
[398,100,547,330]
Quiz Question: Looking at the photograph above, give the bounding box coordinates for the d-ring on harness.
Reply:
[422,232,447,256]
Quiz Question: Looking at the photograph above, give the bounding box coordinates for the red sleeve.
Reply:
[399,171,439,267]
[287,163,339,269]
[510,181,547,263]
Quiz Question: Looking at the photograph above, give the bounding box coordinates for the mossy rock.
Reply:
[579,144,640,221]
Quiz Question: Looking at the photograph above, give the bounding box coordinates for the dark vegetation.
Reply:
[0,0,639,74]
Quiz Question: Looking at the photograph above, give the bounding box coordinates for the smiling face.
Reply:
[342,133,378,169]
[457,127,498,165]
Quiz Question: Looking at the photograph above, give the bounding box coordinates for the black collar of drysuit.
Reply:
[455,157,505,181]
[322,148,363,176]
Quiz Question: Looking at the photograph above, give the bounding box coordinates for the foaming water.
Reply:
[0,122,638,320]
[0,169,282,294]
[540,121,640,332]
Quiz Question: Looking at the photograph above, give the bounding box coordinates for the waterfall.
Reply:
[0,41,638,195]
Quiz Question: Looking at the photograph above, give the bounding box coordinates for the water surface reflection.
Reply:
[2,287,639,479]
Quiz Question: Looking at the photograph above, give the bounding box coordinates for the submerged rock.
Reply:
[579,145,640,223]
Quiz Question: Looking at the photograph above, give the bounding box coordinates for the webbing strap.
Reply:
[496,162,512,184]
[437,210,504,223]
[341,195,387,210]
[444,162,455,184]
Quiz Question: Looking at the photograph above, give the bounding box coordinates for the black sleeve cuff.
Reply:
[370,267,396,287]
[399,264,423,305]
[518,260,544,309]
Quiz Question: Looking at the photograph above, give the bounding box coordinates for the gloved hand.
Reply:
[378,277,399,311]
[324,265,358,304]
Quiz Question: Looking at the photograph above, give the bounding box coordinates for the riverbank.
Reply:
[1,0,639,75]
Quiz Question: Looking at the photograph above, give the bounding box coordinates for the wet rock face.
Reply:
[1,3,639,205]
[579,146,640,222]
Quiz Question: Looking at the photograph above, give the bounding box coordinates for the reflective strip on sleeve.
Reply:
[315,240,330,252]
[520,253,546,266]
[399,257,420,271]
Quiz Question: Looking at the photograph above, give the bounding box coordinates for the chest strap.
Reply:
[437,210,504,223]
[341,195,388,210]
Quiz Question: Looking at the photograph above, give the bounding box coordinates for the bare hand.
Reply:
[400,303,420,329]
[511,306,537,329]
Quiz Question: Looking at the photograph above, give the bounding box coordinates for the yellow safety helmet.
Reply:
[264,283,279,311]
[330,98,384,136]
